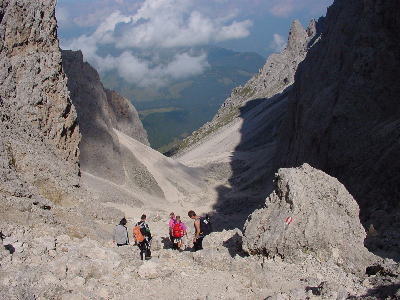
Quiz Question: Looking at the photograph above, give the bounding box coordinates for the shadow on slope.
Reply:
[348,284,400,300]
[210,88,291,231]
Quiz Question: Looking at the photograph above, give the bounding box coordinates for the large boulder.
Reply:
[243,164,375,274]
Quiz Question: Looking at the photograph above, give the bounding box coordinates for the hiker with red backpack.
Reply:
[171,216,187,250]
[133,214,152,260]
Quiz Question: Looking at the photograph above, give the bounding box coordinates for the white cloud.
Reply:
[63,0,251,87]
[269,33,287,52]
[55,6,71,27]
[113,0,252,49]
[65,11,131,56]
[65,0,253,50]
[268,0,333,17]
[87,51,209,88]
[270,0,296,17]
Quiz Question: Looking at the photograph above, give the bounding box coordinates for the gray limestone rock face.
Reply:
[219,19,318,118]
[0,0,393,298]
[225,19,311,107]
[275,0,400,224]
[61,50,151,178]
[0,0,80,203]
[61,50,163,200]
[243,164,375,275]
[61,50,125,184]
[105,89,149,146]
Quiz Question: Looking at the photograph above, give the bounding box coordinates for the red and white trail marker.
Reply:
[285,216,294,225]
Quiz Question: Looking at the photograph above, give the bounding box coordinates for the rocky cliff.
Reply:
[172,19,320,156]
[0,0,80,205]
[105,89,149,145]
[61,50,149,182]
[275,0,400,228]
[62,49,207,208]
[0,2,113,297]
[220,19,318,112]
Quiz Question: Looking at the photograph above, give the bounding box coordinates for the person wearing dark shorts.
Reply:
[188,210,203,251]
[135,214,152,260]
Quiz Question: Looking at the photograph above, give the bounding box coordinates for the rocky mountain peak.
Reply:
[287,20,308,53]
[63,48,84,63]
[306,19,317,38]
[172,18,321,156]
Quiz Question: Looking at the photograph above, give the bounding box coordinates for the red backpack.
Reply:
[172,222,183,238]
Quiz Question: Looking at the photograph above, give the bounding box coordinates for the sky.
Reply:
[56,0,333,88]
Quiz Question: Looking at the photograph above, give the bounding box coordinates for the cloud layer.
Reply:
[269,0,333,17]
[59,0,334,86]
[63,0,253,87]
[115,0,252,49]
[269,33,287,52]
[97,51,209,88]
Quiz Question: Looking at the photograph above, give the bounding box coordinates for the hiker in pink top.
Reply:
[171,216,187,250]
[168,212,176,248]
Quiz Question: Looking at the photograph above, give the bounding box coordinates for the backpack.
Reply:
[200,215,212,236]
[133,225,144,242]
[172,222,184,238]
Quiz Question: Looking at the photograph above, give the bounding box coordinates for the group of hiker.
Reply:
[113,211,212,260]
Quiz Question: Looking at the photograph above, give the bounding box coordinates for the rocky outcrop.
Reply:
[105,89,149,146]
[0,0,80,204]
[61,49,209,208]
[62,50,125,184]
[221,19,317,110]
[62,50,177,205]
[61,50,150,185]
[275,0,400,226]
[172,19,320,156]
[243,164,375,274]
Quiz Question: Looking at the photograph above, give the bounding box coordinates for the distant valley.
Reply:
[100,47,265,152]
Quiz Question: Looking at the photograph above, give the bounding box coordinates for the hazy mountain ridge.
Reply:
[171,19,320,156]
[100,46,265,150]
